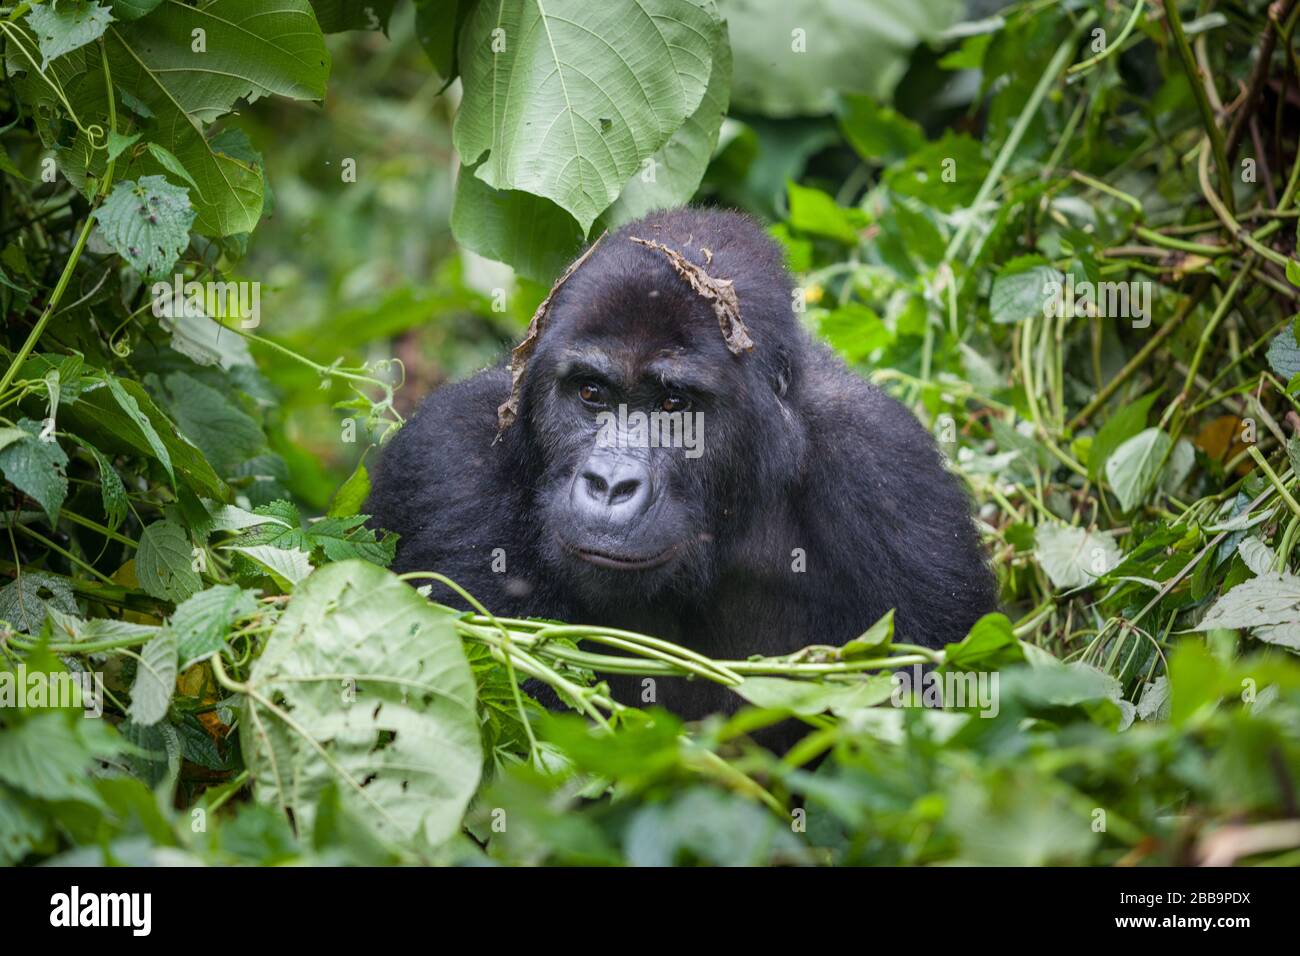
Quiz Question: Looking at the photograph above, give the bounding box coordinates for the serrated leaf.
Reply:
[136,519,201,602]
[0,571,78,634]
[224,544,314,588]
[128,628,177,726]
[1105,427,1172,512]
[92,176,194,278]
[1194,572,1300,649]
[98,371,174,484]
[69,436,128,532]
[454,0,721,232]
[104,0,329,235]
[64,375,225,499]
[1266,329,1300,379]
[990,256,1061,325]
[1238,537,1276,576]
[154,371,265,476]
[25,0,114,68]
[1034,524,1121,589]
[0,420,68,524]
[170,584,259,668]
[241,561,481,846]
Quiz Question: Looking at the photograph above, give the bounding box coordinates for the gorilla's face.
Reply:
[521,268,785,611]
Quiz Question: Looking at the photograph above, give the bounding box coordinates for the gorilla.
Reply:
[368,207,996,722]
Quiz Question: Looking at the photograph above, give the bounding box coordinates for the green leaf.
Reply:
[453,0,721,231]
[107,0,163,21]
[1088,390,1159,482]
[1105,427,1172,512]
[105,0,329,235]
[0,571,78,634]
[819,303,891,363]
[840,609,894,657]
[241,561,481,847]
[600,28,732,227]
[153,371,265,476]
[136,519,201,602]
[734,674,895,716]
[720,0,963,116]
[98,372,174,484]
[0,713,110,804]
[328,458,371,518]
[223,544,314,588]
[63,375,226,499]
[92,176,194,278]
[1194,572,1300,649]
[943,613,1023,670]
[310,0,397,32]
[838,94,925,164]
[25,0,114,68]
[412,0,470,78]
[786,181,864,244]
[91,174,193,278]
[1266,328,1300,379]
[170,584,258,668]
[450,168,585,284]
[128,628,177,726]
[1034,524,1121,589]
[0,420,68,525]
[990,255,1061,325]
[68,436,128,532]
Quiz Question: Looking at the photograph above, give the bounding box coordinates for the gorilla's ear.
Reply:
[772,345,793,398]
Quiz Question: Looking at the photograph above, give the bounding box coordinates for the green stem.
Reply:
[1164,0,1235,214]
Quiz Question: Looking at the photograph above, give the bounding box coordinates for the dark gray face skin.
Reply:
[522,265,791,613]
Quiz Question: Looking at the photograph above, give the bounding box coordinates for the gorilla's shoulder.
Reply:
[366,365,519,571]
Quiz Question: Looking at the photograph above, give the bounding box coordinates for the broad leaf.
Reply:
[454,0,722,231]
[1105,427,1171,512]
[136,519,201,602]
[92,176,194,278]
[241,561,482,847]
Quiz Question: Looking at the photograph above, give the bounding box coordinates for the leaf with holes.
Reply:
[92,176,194,279]
[25,0,114,68]
[240,561,481,848]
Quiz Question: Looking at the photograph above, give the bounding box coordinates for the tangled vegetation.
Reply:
[3,0,1300,866]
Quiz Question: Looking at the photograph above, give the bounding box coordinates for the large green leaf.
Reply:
[105,0,329,235]
[62,374,227,499]
[600,28,731,226]
[450,167,585,283]
[241,561,482,848]
[454,0,722,232]
[719,0,963,117]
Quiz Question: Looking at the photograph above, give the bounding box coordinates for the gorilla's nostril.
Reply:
[610,478,640,504]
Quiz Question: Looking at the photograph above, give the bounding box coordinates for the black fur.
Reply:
[368,208,996,722]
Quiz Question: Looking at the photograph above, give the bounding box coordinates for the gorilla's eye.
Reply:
[660,394,691,413]
[577,381,605,407]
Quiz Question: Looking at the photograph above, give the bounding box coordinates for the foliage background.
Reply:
[3,0,1300,866]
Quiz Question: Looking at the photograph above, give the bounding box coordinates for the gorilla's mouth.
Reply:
[569,543,678,571]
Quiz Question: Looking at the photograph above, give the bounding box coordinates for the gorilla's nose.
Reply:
[574,453,652,524]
